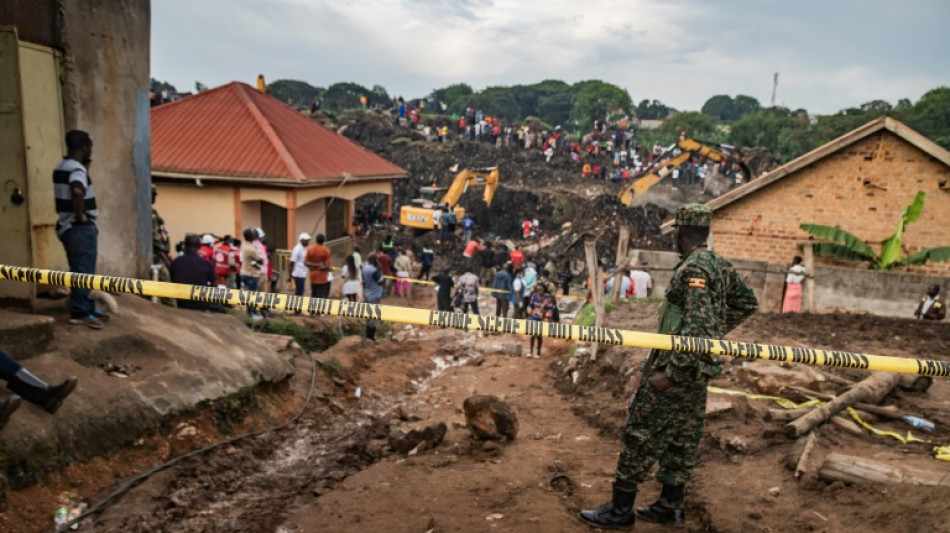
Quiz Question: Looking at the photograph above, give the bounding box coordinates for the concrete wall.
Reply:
[60,0,151,278]
[295,198,327,239]
[154,183,236,249]
[712,131,950,275]
[630,248,948,318]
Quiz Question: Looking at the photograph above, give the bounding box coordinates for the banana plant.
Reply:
[799,191,950,270]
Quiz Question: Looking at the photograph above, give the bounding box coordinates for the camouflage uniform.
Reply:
[152,198,176,306]
[615,205,757,488]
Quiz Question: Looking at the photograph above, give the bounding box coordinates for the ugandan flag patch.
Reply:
[688,277,706,289]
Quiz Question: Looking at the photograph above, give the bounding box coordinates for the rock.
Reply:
[387,422,448,454]
[332,377,346,387]
[463,395,519,441]
[768,486,781,497]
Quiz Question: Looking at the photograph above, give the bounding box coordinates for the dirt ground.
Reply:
[5,287,949,533]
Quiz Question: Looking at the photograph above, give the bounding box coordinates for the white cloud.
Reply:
[152,0,950,114]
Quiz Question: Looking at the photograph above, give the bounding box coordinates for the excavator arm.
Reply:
[441,167,500,209]
[618,139,740,206]
[400,167,500,231]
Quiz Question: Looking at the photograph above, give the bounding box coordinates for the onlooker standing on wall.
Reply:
[289,233,311,307]
[240,228,264,319]
[914,284,946,321]
[53,130,107,329]
[305,234,332,299]
[781,256,807,313]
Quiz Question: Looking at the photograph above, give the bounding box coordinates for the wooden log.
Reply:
[817,370,855,386]
[584,239,605,362]
[784,385,910,420]
[803,244,815,312]
[783,372,901,438]
[610,226,630,304]
[794,432,818,479]
[830,415,865,437]
[899,374,933,393]
[765,407,814,423]
[818,453,950,487]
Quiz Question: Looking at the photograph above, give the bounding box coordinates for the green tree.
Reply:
[323,82,373,111]
[570,80,631,131]
[656,111,722,144]
[636,99,674,120]
[371,84,390,105]
[432,83,473,112]
[799,191,950,270]
[906,87,950,149]
[733,95,761,119]
[701,95,736,122]
[267,79,325,106]
[150,78,177,93]
[729,107,802,158]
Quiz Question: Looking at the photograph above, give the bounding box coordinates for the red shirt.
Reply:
[212,244,232,276]
[377,253,393,275]
[510,249,525,269]
[522,220,532,237]
[305,244,331,284]
[463,240,483,257]
[198,245,214,262]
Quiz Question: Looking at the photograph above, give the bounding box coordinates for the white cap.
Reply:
[201,234,214,245]
[256,227,265,238]
[299,232,311,241]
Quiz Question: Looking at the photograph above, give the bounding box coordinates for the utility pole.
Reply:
[771,72,779,107]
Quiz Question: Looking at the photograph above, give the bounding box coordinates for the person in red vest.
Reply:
[522,219,532,238]
[198,234,215,261]
[510,245,525,270]
[213,235,235,287]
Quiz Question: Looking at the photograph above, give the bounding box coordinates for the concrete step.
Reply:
[0,308,54,360]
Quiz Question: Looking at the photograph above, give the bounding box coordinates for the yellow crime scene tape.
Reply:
[2,264,950,380]
[708,386,936,448]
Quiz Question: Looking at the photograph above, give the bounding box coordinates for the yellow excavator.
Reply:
[400,167,500,231]
[618,138,748,205]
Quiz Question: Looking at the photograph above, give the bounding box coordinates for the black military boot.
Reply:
[0,396,21,430]
[579,483,637,529]
[6,369,77,414]
[636,484,685,528]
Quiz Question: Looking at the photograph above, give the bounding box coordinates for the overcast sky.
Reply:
[152,0,949,115]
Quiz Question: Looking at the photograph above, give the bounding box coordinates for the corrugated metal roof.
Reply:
[152,82,406,183]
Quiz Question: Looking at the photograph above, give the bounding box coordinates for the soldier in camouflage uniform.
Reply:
[580,204,758,529]
[151,185,175,306]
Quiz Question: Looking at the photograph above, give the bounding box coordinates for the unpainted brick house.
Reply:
[704,116,950,276]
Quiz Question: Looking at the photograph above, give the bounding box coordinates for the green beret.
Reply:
[674,203,713,227]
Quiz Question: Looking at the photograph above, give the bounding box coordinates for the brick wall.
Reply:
[712,130,950,275]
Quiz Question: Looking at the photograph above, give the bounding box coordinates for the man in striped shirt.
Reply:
[53,130,107,329]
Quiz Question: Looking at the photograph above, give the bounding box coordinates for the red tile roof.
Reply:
[152,82,406,183]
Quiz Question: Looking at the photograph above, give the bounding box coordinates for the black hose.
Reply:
[54,350,320,533]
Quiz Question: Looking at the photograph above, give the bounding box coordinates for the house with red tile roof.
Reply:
[151,82,406,249]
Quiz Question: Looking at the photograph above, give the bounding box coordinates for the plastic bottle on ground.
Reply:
[902,416,935,432]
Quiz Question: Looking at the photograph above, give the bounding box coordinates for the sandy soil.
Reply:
[4,291,950,533]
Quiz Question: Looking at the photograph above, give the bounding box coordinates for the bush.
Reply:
[574,300,616,327]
